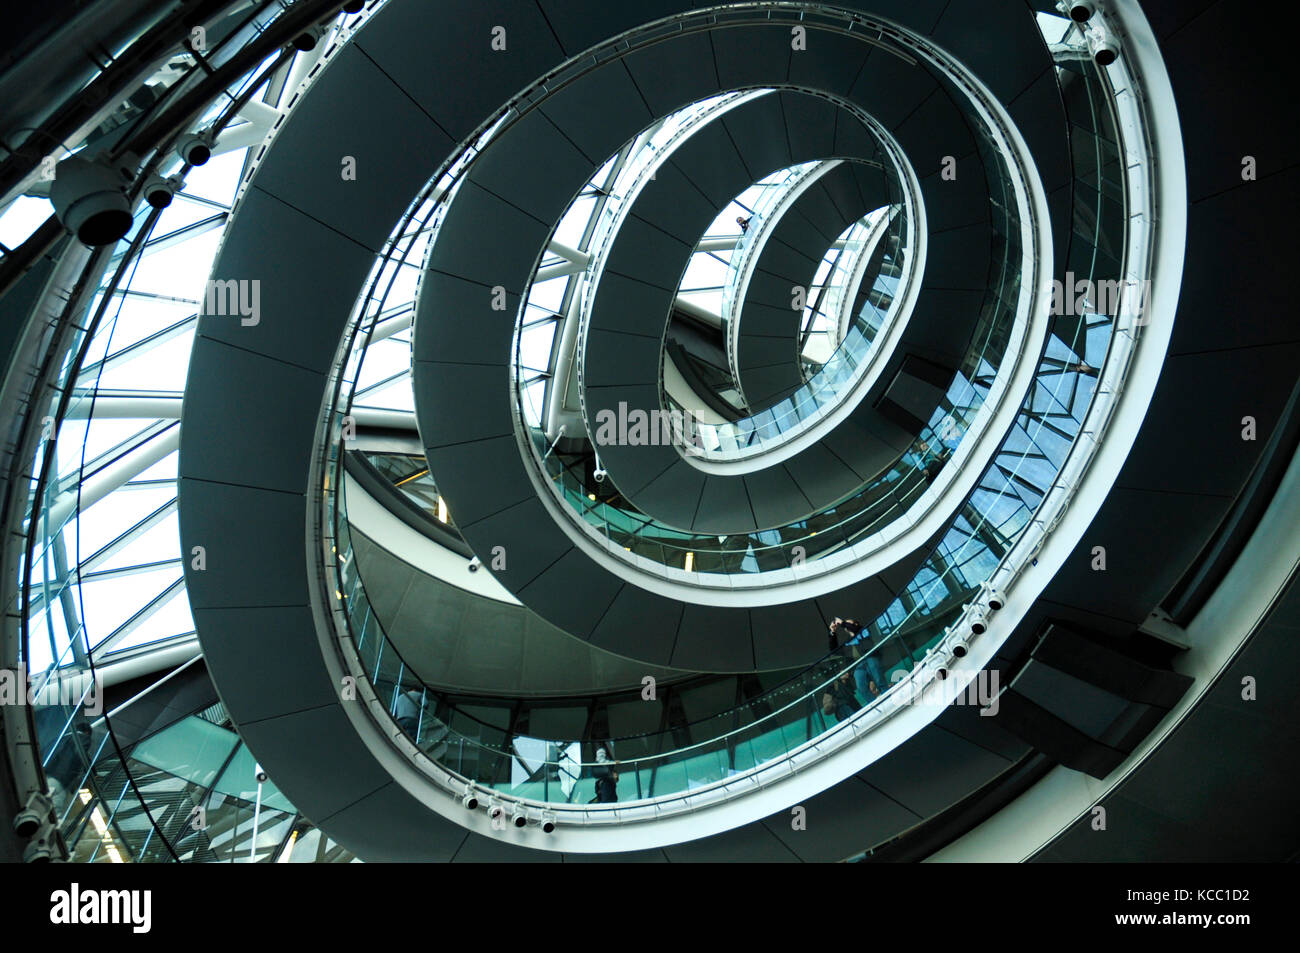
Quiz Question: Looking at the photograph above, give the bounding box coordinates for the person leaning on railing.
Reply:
[828,617,886,702]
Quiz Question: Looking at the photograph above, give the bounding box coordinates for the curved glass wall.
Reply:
[12,5,377,862]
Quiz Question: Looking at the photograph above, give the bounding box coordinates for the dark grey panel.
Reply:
[535,0,690,58]
[930,0,1048,106]
[1116,701,1300,859]
[631,460,707,526]
[737,336,796,372]
[675,677,740,723]
[517,548,626,640]
[933,702,1034,763]
[708,22,793,92]
[786,27,872,100]
[750,599,828,670]
[1042,791,1221,863]
[835,105,889,159]
[693,475,758,535]
[458,496,574,590]
[585,272,675,336]
[1140,0,1220,41]
[661,822,799,862]
[740,365,802,408]
[718,92,793,184]
[314,782,468,863]
[1040,487,1232,626]
[737,309,798,354]
[604,697,667,738]
[744,464,814,528]
[603,214,693,290]
[425,435,534,515]
[893,87,977,174]
[250,45,453,250]
[857,723,1011,817]
[846,49,931,131]
[191,605,337,724]
[424,182,551,290]
[196,188,372,373]
[761,774,921,861]
[541,61,655,164]
[414,361,514,446]
[780,90,839,161]
[815,415,910,479]
[583,330,661,387]
[819,574,899,629]
[620,28,719,116]
[1173,171,1300,353]
[673,604,754,671]
[178,479,308,611]
[587,586,684,664]
[1006,66,1071,194]
[744,270,800,312]
[180,338,322,494]
[1116,344,1300,498]
[236,706,392,822]
[1158,1,1299,202]
[469,109,597,224]
[900,289,986,363]
[411,273,518,365]
[916,167,988,231]
[759,230,827,278]
[353,0,564,143]
[630,162,720,245]
[664,120,753,209]
[782,182,846,242]
[782,441,871,512]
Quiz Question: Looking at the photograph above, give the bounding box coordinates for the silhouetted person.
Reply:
[393,688,423,738]
[822,670,862,722]
[830,617,886,700]
[923,446,951,484]
[591,745,619,803]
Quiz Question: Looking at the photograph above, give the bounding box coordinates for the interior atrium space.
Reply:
[0,0,1296,906]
